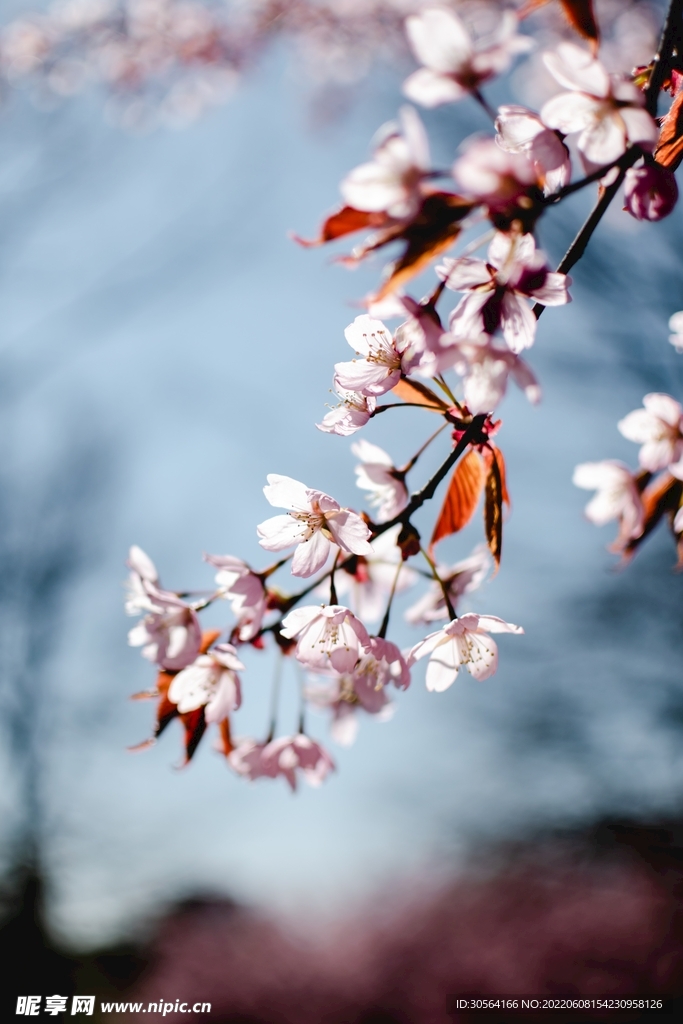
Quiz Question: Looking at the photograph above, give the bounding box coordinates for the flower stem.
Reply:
[401,422,448,475]
[266,653,284,743]
[420,546,457,621]
[372,414,487,538]
[377,560,404,639]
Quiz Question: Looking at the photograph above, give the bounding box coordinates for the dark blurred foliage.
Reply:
[4,817,682,1022]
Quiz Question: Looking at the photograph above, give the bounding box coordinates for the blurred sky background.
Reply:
[1,0,683,952]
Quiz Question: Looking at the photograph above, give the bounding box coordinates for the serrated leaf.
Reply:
[391,377,449,410]
[482,446,510,508]
[484,448,505,569]
[655,89,683,171]
[429,449,485,553]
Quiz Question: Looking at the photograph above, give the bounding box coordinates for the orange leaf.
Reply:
[200,628,222,654]
[429,449,485,553]
[484,448,505,569]
[181,708,207,764]
[293,206,388,247]
[559,0,599,50]
[374,193,472,300]
[219,718,234,757]
[655,89,683,171]
[620,472,682,561]
[519,1,599,52]
[391,377,448,411]
[482,446,510,507]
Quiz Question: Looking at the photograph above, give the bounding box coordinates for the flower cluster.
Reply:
[574,390,683,564]
[125,1,683,788]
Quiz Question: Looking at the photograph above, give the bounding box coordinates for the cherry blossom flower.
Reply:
[572,461,645,543]
[127,583,202,671]
[496,104,570,195]
[437,231,570,352]
[125,544,161,615]
[232,734,335,791]
[316,388,377,436]
[319,526,417,625]
[408,613,523,691]
[405,545,491,624]
[351,438,408,523]
[624,163,678,222]
[228,738,276,782]
[306,666,395,747]
[669,312,683,354]
[358,636,411,691]
[280,604,370,673]
[452,137,538,215]
[617,394,683,476]
[439,334,541,414]
[168,644,245,724]
[257,475,372,578]
[341,106,430,219]
[403,7,532,108]
[541,43,658,167]
[204,554,267,642]
[334,314,420,397]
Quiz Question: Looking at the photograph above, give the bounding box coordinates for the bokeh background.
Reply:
[1,0,683,1016]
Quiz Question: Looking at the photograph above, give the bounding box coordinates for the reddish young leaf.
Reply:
[374,193,471,300]
[293,206,388,247]
[391,377,449,411]
[519,0,599,51]
[482,446,510,508]
[181,708,207,764]
[429,448,485,554]
[219,717,234,758]
[655,89,683,171]
[484,447,505,569]
[620,472,683,561]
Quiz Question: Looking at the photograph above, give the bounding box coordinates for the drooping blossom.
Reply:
[405,545,491,625]
[127,592,201,672]
[408,613,523,691]
[669,312,683,354]
[334,314,420,397]
[617,394,683,476]
[227,738,275,782]
[496,104,570,195]
[318,526,417,625]
[280,604,370,673]
[316,388,377,436]
[204,554,267,642]
[357,636,411,691]
[306,637,408,746]
[541,43,658,167]
[452,137,538,218]
[341,106,430,219]
[168,644,245,724]
[437,231,570,352]
[306,663,395,747]
[257,475,372,578]
[231,734,335,791]
[351,438,408,523]
[572,461,645,544]
[439,334,541,414]
[403,7,533,108]
[624,163,678,222]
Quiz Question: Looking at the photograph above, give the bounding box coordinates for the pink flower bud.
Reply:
[624,164,678,222]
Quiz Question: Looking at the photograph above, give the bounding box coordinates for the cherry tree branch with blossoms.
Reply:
[121,0,683,792]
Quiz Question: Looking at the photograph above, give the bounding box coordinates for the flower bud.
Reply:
[624,163,678,222]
